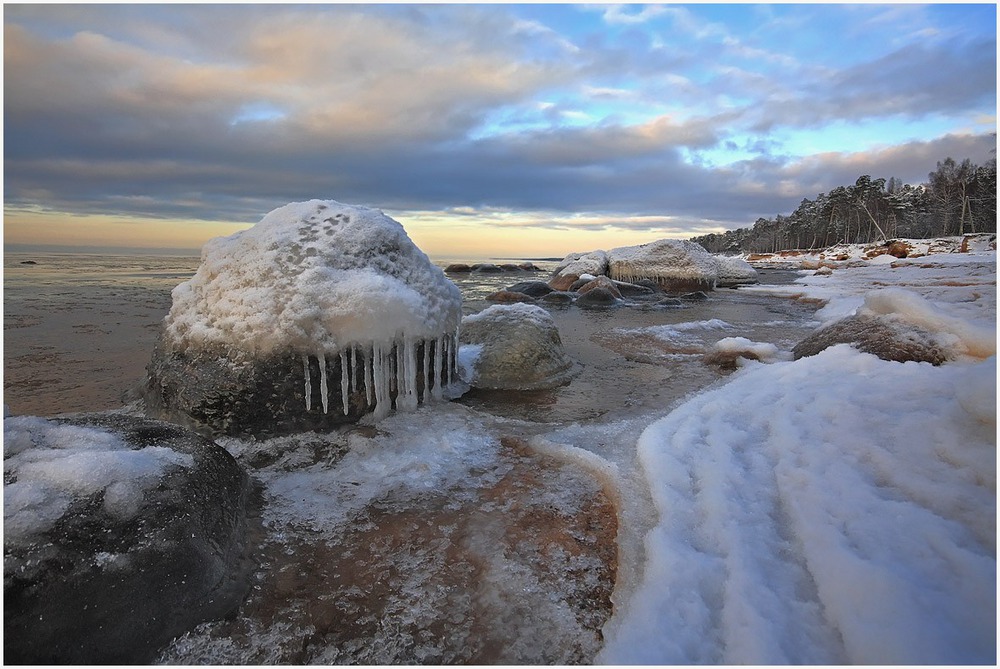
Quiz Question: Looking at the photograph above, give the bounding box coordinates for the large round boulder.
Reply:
[3,413,254,664]
[607,239,719,294]
[713,255,759,287]
[459,304,577,390]
[143,200,463,436]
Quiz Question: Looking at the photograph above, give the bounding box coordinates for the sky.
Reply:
[3,3,997,259]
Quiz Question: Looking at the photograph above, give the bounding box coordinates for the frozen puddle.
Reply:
[158,403,617,664]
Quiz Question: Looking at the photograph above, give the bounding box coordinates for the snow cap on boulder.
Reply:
[713,255,759,287]
[607,239,719,293]
[166,200,461,354]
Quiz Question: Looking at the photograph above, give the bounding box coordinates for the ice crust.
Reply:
[607,239,719,285]
[161,200,463,417]
[599,348,996,665]
[3,416,194,544]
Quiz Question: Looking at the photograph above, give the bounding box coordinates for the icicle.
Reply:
[372,343,392,420]
[396,337,417,411]
[364,345,374,407]
[444,334,452,387]
[302,354,312,411]
[350,346,358,393]
[340,349,350,415]
[432,335,444,401]
[422,339,431,403]
[318,351,329,414]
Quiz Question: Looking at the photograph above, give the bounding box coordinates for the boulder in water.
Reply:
[459,303,577,390]
[607,239,719,294]
[506,281,554,298]
[713,255,759,287]
[486,290,537,304]
[143,200,462,436]
[577,275,622,299]
[3,413,254,664]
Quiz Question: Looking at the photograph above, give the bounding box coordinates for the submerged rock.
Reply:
[143,200,462,436]
[459,303,577,390]
[576,288,621,308]
[3,413,254,664]
[506,280,554,298]
[486,289,537,304]
[444,263,472,273]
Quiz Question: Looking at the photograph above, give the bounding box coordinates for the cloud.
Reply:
[3,4,996,246]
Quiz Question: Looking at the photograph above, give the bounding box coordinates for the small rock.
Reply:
[486,290,537,303]
[506,281,554,298]
[577,276,623,300]
[575,287,621,308]
[541,291,575,304]
[444,263,472,273]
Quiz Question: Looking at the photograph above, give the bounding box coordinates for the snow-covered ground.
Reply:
[599,245,996,664]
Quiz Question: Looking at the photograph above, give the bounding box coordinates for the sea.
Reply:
[3,250,813,421]
[3,249,820,663]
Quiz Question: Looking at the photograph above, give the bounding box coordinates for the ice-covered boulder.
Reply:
[3,413,253,664]
[549,250,610,290]
[459,303,577,390]
[143,200,463,436]
[713,255,759,287]
[607,239,719,294]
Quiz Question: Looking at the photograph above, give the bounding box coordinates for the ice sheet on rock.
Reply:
[3,416,194,544]
[600,347,996,665]
[607,239,719,284]
[245,404,504,535]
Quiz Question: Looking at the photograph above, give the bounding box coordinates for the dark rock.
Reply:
[677,291,709,301]
[654,297,684,308]
[548,273,580,291]
[541,291,575,304]
[577,276,623,300]
[444,263,472,273]
[499,263,523,272]
[517,262,543,271]
[612,281,656,298]
[3,413,255,665]
[143,336,455,437]
[575,287,621,308]
[792,314,948,365]
[486,290,537,303]
[568,277,592,292]
[18,260,37,265]
[471,263,503,273]
[506,281,554,298]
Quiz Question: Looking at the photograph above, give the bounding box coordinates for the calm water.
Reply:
[3,251,815,430]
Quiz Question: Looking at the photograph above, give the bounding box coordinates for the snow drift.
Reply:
[599,348,996,665]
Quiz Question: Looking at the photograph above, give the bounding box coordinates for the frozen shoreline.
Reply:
[4,241,996,663]
[600,245,996,664]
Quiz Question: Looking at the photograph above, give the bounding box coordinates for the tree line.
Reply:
[692,155,997,254]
